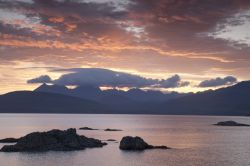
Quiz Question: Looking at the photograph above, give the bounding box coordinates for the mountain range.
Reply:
[0,81,250,116]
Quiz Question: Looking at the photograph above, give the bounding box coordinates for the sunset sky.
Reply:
[0,0,250,94]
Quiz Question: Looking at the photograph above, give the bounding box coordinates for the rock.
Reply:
[119,136,170,151]
[214,121,250,126]
[104,128,122,131]
[0,138,19,143]
[79,127,99,130]
[0,128,107,152]
[106,139,117,142]
[153,145,170,149]
[119,136,150,150]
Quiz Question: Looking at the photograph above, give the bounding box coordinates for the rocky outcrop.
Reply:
[0,138,19,143]
[119,136,170,150]
[0,128,107,152]
[214,121,250,126]
[104,128,122,131]
[106,139,117,142]
[79,127,99,130]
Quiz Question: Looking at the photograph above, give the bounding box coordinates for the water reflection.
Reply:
[0,114,250,166]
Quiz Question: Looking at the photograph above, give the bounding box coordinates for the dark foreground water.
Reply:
[0,114,250,166]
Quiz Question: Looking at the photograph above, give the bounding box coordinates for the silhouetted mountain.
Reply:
[124,89,185,102]
[0,90,153,114]
[34,83,189,112]
[1,81,250,115]
[34,83,186,104]
[35,83,69,94]
[35,84,102,100]
[158,81,250,116]
[0,91,108,113]
[72,85,102,100]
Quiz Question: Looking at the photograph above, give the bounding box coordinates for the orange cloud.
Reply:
[0,33,232,63]
[65,23,77,32]
[1,19,61,37]
[48,17,65,23]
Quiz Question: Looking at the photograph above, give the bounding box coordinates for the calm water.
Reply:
[0,114,250,166]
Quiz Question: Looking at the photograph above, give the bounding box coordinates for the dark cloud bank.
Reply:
[198,76,237,87]
[27,68,189,88]
[27,68,237,89]
[1,0,250,64]
[27,75,52,84]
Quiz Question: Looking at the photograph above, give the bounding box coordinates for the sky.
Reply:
[0,0,250,94]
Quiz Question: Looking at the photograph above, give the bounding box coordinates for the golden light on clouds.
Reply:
[0,0,249,93]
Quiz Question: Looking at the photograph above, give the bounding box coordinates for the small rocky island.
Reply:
[106,139,117,142]
[104,128,123,131]
[119,136,170,150]
[214,121,250,126]
[0,128,107,152]
[78,127,123,131]
[79,127,99,130]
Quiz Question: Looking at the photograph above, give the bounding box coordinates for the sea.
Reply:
[0,114,250,166]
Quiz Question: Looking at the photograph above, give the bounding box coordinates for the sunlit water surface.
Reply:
[0,114,250,166]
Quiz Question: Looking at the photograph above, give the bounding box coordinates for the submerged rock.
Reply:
[0,128,107,152]
[119,136,170,151]
[79,127,99,130]
[107,139,117,141]
[105,139,117,142]
[0,138,19,143]
[104,128,122,131]
[214,121,250,126]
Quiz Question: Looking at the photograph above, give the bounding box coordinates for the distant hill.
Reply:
[0,91,108,113]
[1,81,250,115]
[34,83,186,108]
[158,81,250,116]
